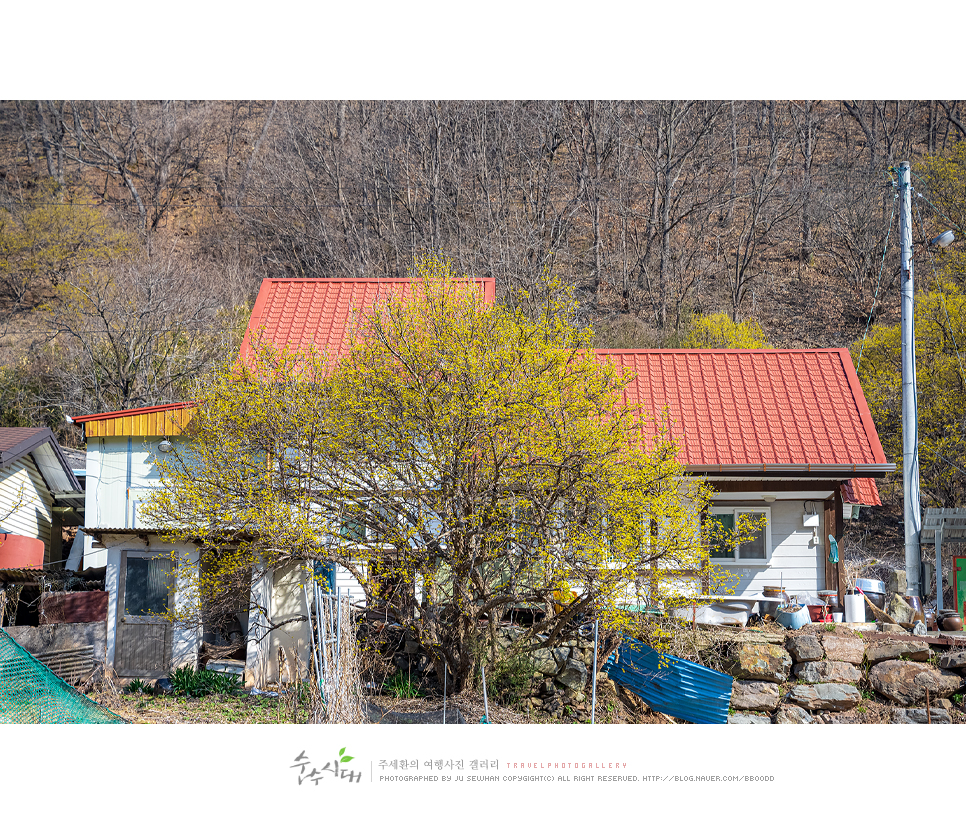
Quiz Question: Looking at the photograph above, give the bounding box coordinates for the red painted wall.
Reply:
[40,591,108,624]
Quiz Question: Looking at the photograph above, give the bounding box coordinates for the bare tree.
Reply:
[43,250,245,414]
[54,101,217,240]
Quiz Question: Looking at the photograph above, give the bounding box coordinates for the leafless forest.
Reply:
[0,100,962,435]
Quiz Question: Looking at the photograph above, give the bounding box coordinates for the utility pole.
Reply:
[898,160,922,597]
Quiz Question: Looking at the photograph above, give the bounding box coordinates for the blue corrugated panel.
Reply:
[605,636,733,725]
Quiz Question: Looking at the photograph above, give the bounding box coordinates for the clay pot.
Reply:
[938,610,964,632]
[902,595,925,624]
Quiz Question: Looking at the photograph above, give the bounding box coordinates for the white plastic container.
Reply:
[844,593,866,623]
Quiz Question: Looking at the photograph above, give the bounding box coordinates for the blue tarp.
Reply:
[605,636,733,724]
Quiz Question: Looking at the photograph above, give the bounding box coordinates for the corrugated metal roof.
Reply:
[0,568,45,582]
[32,645,96,685]
[0,428,82,496]
[922,507,966,540]
[605,636,733,724]
[72,283,894,481]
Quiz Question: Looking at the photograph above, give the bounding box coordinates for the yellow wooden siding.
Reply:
[84,407,195,438]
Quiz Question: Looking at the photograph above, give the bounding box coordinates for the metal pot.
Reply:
[760,588,789,618]
[855,578,886,612]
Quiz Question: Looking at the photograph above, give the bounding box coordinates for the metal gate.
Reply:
[302,573,363,722]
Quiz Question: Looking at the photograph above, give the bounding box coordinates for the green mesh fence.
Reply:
[0,629,126,724]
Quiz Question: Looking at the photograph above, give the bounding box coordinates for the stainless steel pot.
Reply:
[855,578,886,611]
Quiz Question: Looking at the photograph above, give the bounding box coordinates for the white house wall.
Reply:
[246,564,313,687]
[714,499,825,597]
[83,436,168,569]
[101,533,200,673]
[269,564,312,684]
[0,458,53,556]
[334,564,364,601]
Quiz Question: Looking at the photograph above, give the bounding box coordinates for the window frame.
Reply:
[708,506,772,564]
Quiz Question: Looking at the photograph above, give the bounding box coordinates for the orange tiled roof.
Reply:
[598,349,891,473]
[88,279,892,477]
[842,478,882,506]
[241,277,497,364]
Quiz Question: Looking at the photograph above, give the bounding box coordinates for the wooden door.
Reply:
[115,552,174,678]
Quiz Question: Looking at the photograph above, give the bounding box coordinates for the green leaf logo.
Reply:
[339,748,354,763]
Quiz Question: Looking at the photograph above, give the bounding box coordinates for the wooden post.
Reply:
[824,498,837,601]
[834,487,845,607]
[48,507,64,569]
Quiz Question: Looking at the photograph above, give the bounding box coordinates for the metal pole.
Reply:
[590,618,599,725]
[335,587,343,683]
[899,160,923,597]
[936,518,944,611]
[302,582,320,691]
[481,664,490,723]
[318,583,329,698]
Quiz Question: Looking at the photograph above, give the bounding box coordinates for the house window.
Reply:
[709,507,771,563]
[339,503,398,543]
[340,511,368,542]
[124,557,173,615]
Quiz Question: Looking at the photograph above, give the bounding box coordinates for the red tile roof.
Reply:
[241,277,497,365]
[842,478,882,506]
[79,279,893,480]
[598,349,891,473]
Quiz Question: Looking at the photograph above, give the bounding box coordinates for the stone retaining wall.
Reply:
[724,625,966,724]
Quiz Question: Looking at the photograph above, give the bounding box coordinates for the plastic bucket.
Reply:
[845,593,866,623]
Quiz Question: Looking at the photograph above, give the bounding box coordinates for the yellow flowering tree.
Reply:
[147,260,743,692]
[681,312,770,349]
[0,180,131,306]
[916,144,966,286]
[854,281,966,506]
[852,146,966,505]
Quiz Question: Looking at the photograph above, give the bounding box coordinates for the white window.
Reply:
[338,502,398,544]
[709,507,771,563]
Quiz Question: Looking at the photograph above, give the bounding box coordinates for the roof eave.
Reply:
[71,401,195,424]
[0,429,82,494]
[687,464,896,477]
